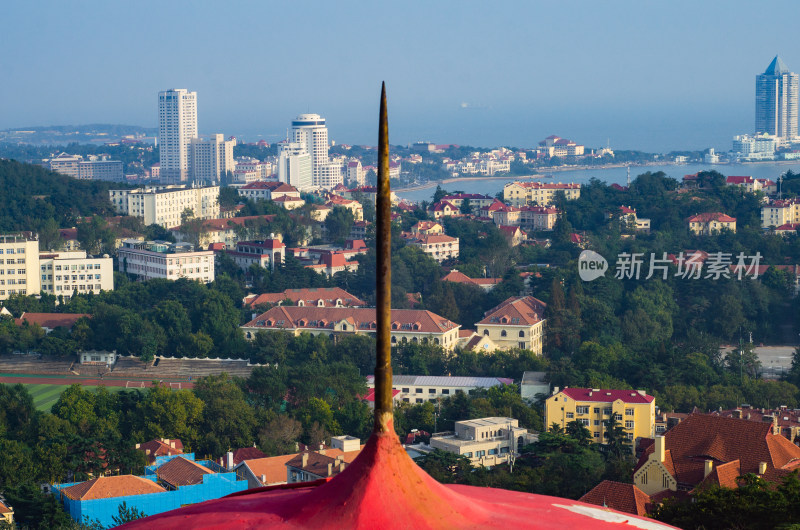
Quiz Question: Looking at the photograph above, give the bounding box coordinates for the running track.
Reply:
[0,374,194,389]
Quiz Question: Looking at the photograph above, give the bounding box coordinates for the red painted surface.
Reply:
[119,426,676,529]
[0,375,193,389]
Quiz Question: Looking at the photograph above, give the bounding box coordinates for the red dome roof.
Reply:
[120,429,675,529]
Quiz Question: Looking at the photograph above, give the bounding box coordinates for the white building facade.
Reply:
[756,56,799,139]
[190,134,235,184]
[0,234,41,301]
[109,185,219,228]
[159,89,198,184]
[39,251,114,299]
[276,142,313,190]
[117,240,215,283]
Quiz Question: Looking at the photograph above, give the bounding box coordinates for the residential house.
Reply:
[503,182,581,207]
[404,234,459,262]
[441,270,501,292]
[617,206,651,234]
[686,212,737,235]
[410,221,444,235]
[244,287,366,309]
[234,454,297,488]
[220,239,285,272]
[545,388,656,450]
[237,181,301,202]
[241,307,461,350]
[429,417,532,467]
[762,198,800,228]
[0,498,13,525]
[519,206,559,231]
[726,175,762,193]
[135,439,184,465]
[579,481,652,517]
[273,195,306,210]
[498,225,526,246]
[305,251,360,277]
[217,447,266,471]
[475,296,546,354]
[326,195,364,221]
[428,200,460,219]
[633,414,800,499]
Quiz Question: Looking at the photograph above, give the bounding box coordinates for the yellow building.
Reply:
[475,296,546,354]
[545,387,655,451]
[0,498,13,525]
[762,198,800,228]
[0,233,41,302]
[503,181,581,207]
[686,212,737,235]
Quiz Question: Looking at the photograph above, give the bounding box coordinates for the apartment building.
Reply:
[190,134,235,184]
[241,306,461,350]
[222,240,285,272]
[762,198,800,228]
[475,296,546,354]
[109,185,219,228]
[429,417,531,467]
[545,387,655,450]
[365,375,513,404]
[39,251,114,299]
[686,212,737,235]
[159,89,198,184]
[0,234,40,301]
[117,239,214,283]
[404,234,459,262]
[42,153,124,182]
[237,181,301,202]
[503,181,581,207]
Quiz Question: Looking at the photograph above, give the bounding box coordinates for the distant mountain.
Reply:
[0,124,157,145]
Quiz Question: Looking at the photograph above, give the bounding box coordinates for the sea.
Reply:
[395,162,800,203]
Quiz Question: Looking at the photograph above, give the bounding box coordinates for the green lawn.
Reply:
[23,383,133,412]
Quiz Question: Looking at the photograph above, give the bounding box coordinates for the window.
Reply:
[476,450,485,458]
[625,408,634,416]
[415,388,423,394]
[488,448,498,455]
[519,342,526,349]
[442,389,450,395]
[576,406,589,414]
[603,408,612,415]
[464,452,472,458]
[500,330,507,337]
[428,389,436,394]
[625,420,634,429]
[566,412,574,419]
[415,398,423,404]
[519,330,525,337]
[593,420,600,426]
[483,329,489,336]
[593,407,600,414]
[402,388,409,393]
[579,419,590,426]
[593,432,600,438]
[614,413,623,421]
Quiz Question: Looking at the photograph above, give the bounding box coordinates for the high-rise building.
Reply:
[159,89,198,183]
[290,113,341,188]
[276,141,313,190]
[190,134,235,184]
[756,56,799,139]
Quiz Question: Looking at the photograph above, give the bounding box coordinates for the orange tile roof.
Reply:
[0,501,10,514]
[243,306,458,335]
[477,296,546,327]
[61,475,166,500]
[694,460,741,491]
[15,312,89,330]
[686,212,736,223]
[136,439,184,463]
[442,270,500,287]
[579,480,651,516]
[243,454,297,485]
[156,457,214,488]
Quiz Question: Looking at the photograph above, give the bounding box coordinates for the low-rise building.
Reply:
[404,234,459,262]
[475,296,546,354]
[42,153,124,182]
[222,239,285,272]
[237,181,301,202]
[498,225,526,246]
[326,195,364,221]
[617,206,651,234]
[242,306,461,350]
[441,270,500,292]
[0,497,13,525]
[305,251,360,277]
[725,175,763,193]
[545,387,656,449]
[503,181,581,207]
[171,214,277,248]
[410,221,444,235]
[109,185,219,228]
[429,417,531,467]
[13,312,89,333]
[762,198,800,228]
[117,239,214,283]
[428,200,460,219]
[78,350,117,367]
[243,287,366,309]
[686,212,737,235]
[39,250,114,299]
[366,375,513,404]
[440,193,495,209]
[579,481,651,518]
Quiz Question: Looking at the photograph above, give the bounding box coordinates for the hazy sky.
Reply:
[3,1,799,151]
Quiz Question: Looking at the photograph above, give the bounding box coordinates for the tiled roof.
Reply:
[726,176,754,184]
[15,312,89,330]
[137,439,184,463]
[183,215,276,233]
[477,296,546,327]
[579,480,651,516]
[442,270,500,287]
[61,475,166,500]
[410,234,458,245]
[694,460,741,491]
[241,181,298,192]
[558,388,655,404]
[244,306,458,334]
[512,182,581,190]
[430,200,458,212]
[245,287,366,308]
[286,448,362,478]
[228,447,266,466]
[686,212,736,223]
[0,501,11,514]
[242,454,297,485]
[636,414,800,487]
[156,456,214,488]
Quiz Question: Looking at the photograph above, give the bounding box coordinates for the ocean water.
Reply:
[395,162,800,203]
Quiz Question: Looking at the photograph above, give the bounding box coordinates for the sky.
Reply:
[2,1,799,152]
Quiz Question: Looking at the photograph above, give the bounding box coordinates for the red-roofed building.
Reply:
[687,212,736,235]
[476,296,546,354]
[579,480,652,517]
[219,239,285,271]
[326,195,364,221]
[304,251,360,277]
[218,447,267,470]
[14,312,89,333]
[725,175,762,193]
[763,198,800,228]
[244,287,366,309]
[403,233,459,262]
[498,225,527,246]
[504,181,581,207]
[428,200,460,219]
[633,414,800,501]
[237,181,300,202]
[241,306,461,350]
[441,270,501,292]
[546,388,656,450]
[59,475,166,501]
[135,439,184,465]
[410,220,444,235]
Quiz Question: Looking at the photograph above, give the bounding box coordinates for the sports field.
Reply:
[23,383,135,411]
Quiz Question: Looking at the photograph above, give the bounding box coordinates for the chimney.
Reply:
[704,459,713,478]
[553,386,560,395]
[261,474,266,484]
[654,436,665,463]
[171,441,176,449]
[301,453,309,468]
[226,451,234,470]
[146,449,151,456]
[637,390,646,396]
[733,409,741,419]
[135,443,140,449]
[327,463,333,476]
[759,461,767,475]
[340,462,346,472]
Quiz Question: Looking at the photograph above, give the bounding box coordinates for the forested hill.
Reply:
[0,159,121,232]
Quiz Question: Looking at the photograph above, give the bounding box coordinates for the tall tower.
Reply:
[756,56,799,139]
[290,113,343,188]
[158,89,198,183]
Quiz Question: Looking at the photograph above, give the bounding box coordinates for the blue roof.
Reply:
[764,56,791,75]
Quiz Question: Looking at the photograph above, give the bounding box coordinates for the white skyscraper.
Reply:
[190,134,236,184]
[159,89,198,183]
[291,113,342,188]
[277,141,313,190]
[756,56,799,139]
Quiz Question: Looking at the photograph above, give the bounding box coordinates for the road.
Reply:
[721,345,796,380]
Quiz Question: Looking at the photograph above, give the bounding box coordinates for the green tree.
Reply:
[324,206,355,243]
[111,501,147,526]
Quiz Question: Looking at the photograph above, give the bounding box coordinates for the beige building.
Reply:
[545,387,656,451]
[0,234,41,301]
[366,375,513,405]
[109,185,219,228]
[410,221,444,235]
[762,198,800,228]
[190,134,235,184]
[326,195,364,221]
[222,240,285,271]
[39,251,114,299]
[686,212,736,235]
[618,206,651,234]
[475,296,546,354]
[0,497,13,526]
[117,239,214,283]
[430,417,531,467]
[242,306,461,350]
[503,181,581,207]
[404,234,459,263]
